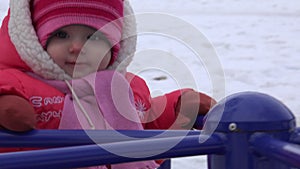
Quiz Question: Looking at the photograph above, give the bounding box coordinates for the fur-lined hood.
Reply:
[1,0,136,80]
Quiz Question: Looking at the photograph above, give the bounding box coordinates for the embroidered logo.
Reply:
[44,96,64,106]
[36,110,62,122]
[30,96,64,107]
[30,96,43,107]
[135,99,147,120]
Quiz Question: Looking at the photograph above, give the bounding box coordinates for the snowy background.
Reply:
[1,0,300,168]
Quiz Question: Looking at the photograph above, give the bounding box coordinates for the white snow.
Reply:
[1,0,300,168]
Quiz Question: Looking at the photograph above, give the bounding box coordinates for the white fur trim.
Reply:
[9,0,70,80]
[109,0,137,74]
[8,0,136,80]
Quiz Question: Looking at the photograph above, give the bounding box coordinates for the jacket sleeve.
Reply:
[0,69,29,98]
[126,72,216,130]
[145,89,192,129]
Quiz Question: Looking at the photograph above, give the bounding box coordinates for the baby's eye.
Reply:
[53,31,69,39]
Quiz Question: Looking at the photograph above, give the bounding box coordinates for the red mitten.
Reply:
[0,95,36,132]
[175,89,216,129]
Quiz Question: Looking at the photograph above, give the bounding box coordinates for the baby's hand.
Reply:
[0,95,36,132]
[175,90,216,129]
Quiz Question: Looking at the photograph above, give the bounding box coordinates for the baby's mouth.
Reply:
[66,62,90,73]
[66,61,87,66]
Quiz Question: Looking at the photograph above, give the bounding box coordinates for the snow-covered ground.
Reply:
[126,1,300,167]
[1,0,300,168]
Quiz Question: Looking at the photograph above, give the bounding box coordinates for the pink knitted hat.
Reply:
[31,0,124,65]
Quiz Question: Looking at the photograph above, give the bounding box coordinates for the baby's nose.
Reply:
[69,39,86,53]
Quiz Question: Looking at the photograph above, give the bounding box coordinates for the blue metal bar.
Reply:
[290,127,300,145]
[0,134,225,169]
[0,129,201,147]
[193,115,205,129]
[250,133,300,168]
[157,160,171,169]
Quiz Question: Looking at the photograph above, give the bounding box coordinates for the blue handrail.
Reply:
[0,129,201,147]
[250,133,300,168]
[0,132,225,169]
[290,128,300,145]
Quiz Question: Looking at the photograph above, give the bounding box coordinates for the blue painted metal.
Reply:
[205,91,295,132]
[193,115,205,129]
[157,159,171,169]
[206,91,297,169]
[0,130,201,147]
[250,133,300,168]
[0,134,225,169]
[290,127,300,145]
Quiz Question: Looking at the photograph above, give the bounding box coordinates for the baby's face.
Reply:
[46,25,112,78]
